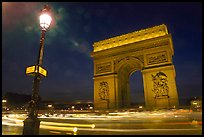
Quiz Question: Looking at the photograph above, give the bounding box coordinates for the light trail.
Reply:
[49,131,61,134]
[77,127,202,132]
[2,115,202,127]
[40,121,95,128]
[2,114,202,135]
[2,120,201,133]
[40,125,77,132]
[2,116,94,132]
[2,116,24,122]
[2,118,77,133]
[2,121,23,127]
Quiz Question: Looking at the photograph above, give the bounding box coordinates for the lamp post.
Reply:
[23,5,52,135]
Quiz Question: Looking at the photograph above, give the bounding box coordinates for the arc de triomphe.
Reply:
[91,24,179,109]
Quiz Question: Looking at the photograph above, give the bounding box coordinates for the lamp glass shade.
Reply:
[39,13,52,30]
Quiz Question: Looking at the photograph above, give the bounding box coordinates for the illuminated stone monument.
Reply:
[91,24,179,109]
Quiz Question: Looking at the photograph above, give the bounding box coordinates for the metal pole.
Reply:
[23,29,46,135]
[28,29,46,119]
[37,29,46,66]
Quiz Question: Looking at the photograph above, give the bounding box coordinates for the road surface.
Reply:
[2,110,202,135]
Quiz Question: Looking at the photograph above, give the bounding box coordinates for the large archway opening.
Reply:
[116,58,143,109]
[129,71,144,107]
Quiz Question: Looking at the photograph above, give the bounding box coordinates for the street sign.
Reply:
[26,66,36,74]
[26,65,47,77]
[39,66,47,77]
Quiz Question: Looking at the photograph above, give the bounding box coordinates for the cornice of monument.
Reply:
[91,34,173,60]
[93,24,169,52]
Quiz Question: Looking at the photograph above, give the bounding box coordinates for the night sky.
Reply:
[2,2,202,104]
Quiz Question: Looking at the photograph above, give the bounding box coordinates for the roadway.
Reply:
[2,109,202,135]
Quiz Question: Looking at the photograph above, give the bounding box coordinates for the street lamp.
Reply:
[23,5,52,135]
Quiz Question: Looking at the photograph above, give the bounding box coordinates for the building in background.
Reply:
[190,97,202,112]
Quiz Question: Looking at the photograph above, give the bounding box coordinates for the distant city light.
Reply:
[91,124,95,128]
[73,127,77,133]
[192,102,198,105]
[48,104,52,108]
[139,106,143,109]
[2,100,7,103]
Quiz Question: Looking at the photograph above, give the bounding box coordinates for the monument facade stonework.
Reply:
[91,24,179,109]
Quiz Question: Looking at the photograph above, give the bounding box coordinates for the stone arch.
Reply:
[114,56,143,108]
[91,24,179,110]
[115,56,144,73]
[114,57,144,108]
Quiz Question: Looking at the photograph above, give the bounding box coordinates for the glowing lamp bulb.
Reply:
[39,5,52,30]
[39,13,52,30]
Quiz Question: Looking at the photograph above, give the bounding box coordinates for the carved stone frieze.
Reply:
[96,62,112,74]
[114,55,144,66]
[147,51,168,65]
[152,72,169,98]
[98,81,109,100]
[91,40,170,60]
